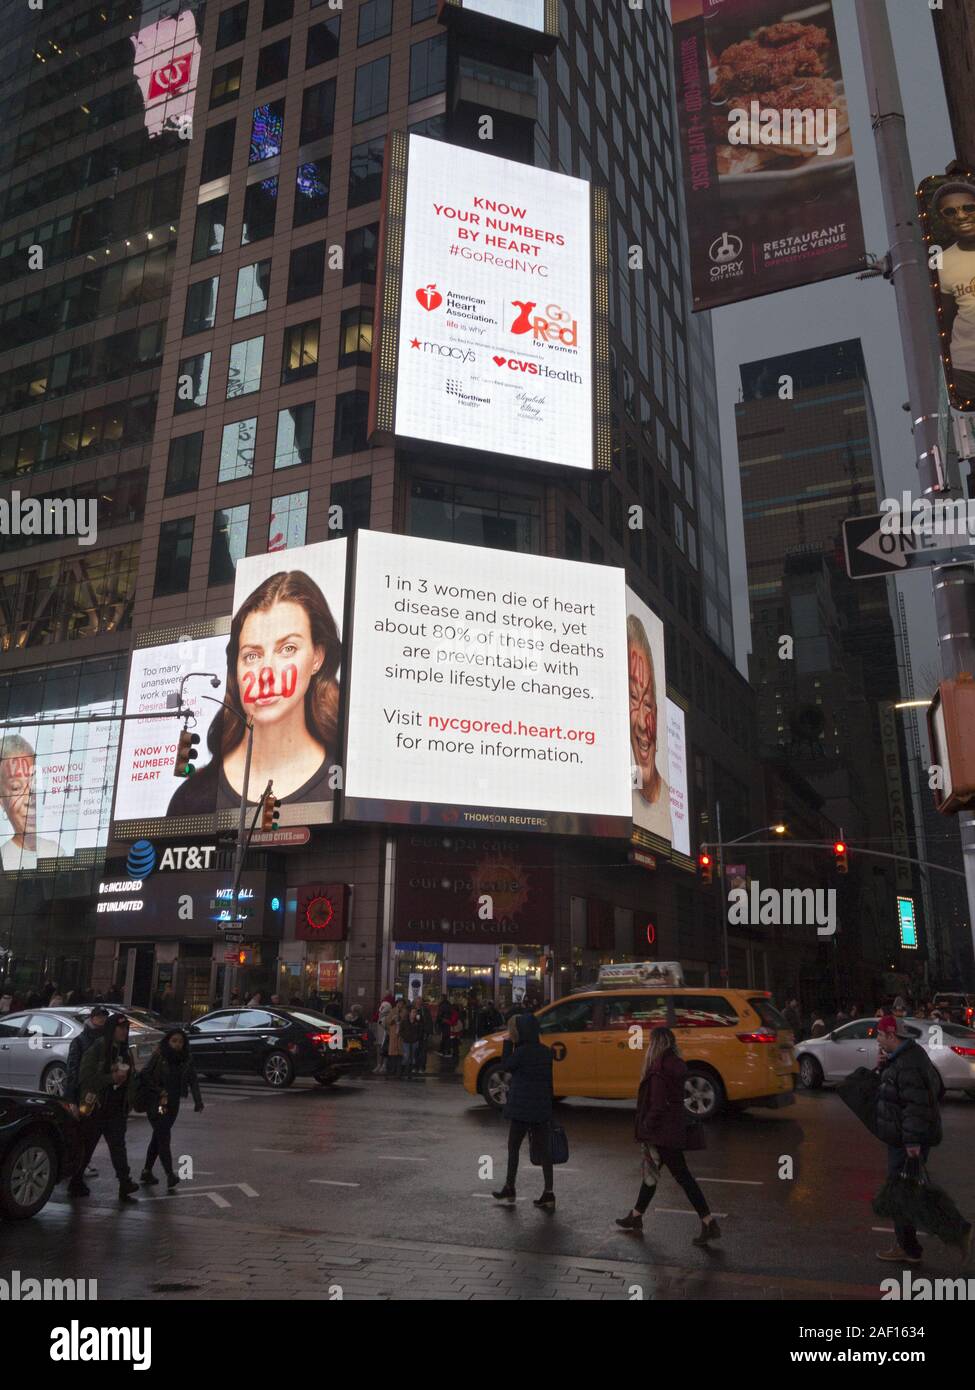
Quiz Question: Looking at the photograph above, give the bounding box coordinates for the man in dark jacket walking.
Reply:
[64,1006,109,1111]
[492,1012,555,1209]
[874,1014,947,1264]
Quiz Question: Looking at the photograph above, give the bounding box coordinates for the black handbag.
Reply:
[530,1121,569,1167]
[873,1158,969,1249]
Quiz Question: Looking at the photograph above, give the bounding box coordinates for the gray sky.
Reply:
[710,0,955,692]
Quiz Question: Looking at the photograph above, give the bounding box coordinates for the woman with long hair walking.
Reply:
[616,1026,720,1245]
[140,1028,204,1190]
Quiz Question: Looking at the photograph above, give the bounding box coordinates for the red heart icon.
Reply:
[416,284,442,311]
[493,356,506,366]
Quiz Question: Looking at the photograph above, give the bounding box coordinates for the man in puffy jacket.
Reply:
[64,1006,110,1111]
[492,1012,555,1210]
[875,1014,945,1264]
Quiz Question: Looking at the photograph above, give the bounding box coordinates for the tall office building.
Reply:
[736,340,927,999]
[0,0,760,1012]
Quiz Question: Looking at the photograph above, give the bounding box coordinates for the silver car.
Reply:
[796,1016,975,1097]
[0,1009,161,1097]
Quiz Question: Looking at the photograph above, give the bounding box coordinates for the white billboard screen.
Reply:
[454,0,547,28]
[343,531,631,835]
[391,135,594,471]
[626,589,672,845]
[666,699,690,857]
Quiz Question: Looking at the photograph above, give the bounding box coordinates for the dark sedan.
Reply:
[0,1087,83,1219]
[186,1007,371,1088]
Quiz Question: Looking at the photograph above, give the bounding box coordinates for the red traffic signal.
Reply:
[698,849,713,885]
[833,840,848,874]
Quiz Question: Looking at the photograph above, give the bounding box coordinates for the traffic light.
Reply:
[174,728,200,778]
[698,848,713,885]
[833,840,849,874]
[261,793,281,831]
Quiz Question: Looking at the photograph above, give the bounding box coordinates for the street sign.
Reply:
[249,826,311,848]
[222,931,244,944]
[843,512,975,579]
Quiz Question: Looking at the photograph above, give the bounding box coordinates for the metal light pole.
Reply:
[223,721,256,1009]
[855,0,975,961]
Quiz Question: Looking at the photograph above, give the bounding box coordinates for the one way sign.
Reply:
[843,513,975,579]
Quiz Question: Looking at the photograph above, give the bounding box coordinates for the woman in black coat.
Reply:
[492,1012,555,1210]
[139,1028,204,1191]
[616,1027,720,1245]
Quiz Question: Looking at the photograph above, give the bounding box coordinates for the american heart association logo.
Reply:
[416,284,443,311]
[493,356,506,366]
[147,53,193,99]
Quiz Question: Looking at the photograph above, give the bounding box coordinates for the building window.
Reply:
[216,2,248,49]
[299,77,336,143]
[234,259,271,318]
[183,277,219,335]
[165,433,203,497]
[288,241,326,302]
[274,402,315,470]
[409,113,446,141]
[281,320,320,383]
[154,517,194,596]
[262,0,292,29]
[293,159,331,225]
[348,137,384,207]
[226,336,264,398]
[175,351,211,412]
[410,478,540,553]
[249,101,285,162]
[330,476,372,534]
[333,391,370,455]
[344,223,378,284]
[241,178,278,244]
[358,0,392,45]
[409,35,446,102]
[257,37,290,88]
[219,417,257,482]
[306,16,341,68]
[353,57,390,124]
[412,0,437,20]
[268,490,308,551]
[565,510,582,559]
[201,120,236,183]
[339,306,373,366]
[210,58,242,108]
[192,197,228,261]
[209,505,250,586]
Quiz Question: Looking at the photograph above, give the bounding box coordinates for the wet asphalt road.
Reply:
[9,1068,975,1292]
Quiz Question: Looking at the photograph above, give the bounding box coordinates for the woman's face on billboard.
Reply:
[237,600,324,731]
[628,638,657,788]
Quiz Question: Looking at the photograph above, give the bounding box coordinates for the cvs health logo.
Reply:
[509,301,577,346]
[147,53,194,98]
[416,283,443,312]
[493,355,539,375]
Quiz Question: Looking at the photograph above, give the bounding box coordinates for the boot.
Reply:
[119,1179,139,1203]
[167,1172,179,1190]
[491,1185,516,1204]
[876,1245,921,1264]
[140,1168,159,1186]
[615,1212,644,1232]
[693,1217,722,1246]
[533,1191,556,1210]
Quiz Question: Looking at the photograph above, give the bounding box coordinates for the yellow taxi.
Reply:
[464,971,797,1120]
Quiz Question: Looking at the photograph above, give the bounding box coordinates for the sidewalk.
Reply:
[8,1201,879,1301]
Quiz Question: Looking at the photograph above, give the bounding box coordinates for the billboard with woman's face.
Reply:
[626,589,672,846]
[113,540,347,837]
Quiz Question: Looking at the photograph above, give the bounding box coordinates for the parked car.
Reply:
[0,1008,161,1097]
[931,993,975,1026]
[796,1015,975,1096]
[0,1087,83,1219]
[464,986,797,1120]
[186,1007,371,1088]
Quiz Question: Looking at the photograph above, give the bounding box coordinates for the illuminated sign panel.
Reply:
[131,5,202,138]
[374,135,600,472]
[897,895,918,950]
[343,531,631,835]
[448,0,547,29]
[625,589,671,848]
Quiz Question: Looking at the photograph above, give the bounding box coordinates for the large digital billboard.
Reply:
[438,0,557,37]
[918,170,975,413]
[626,589,672,846]
[343,531,632,836]
[0,703,121,873]
[132,3,202,139]
[114,540,348,838]
[666,699,691,858]
[672,0,865,310]
[371,134,609,473]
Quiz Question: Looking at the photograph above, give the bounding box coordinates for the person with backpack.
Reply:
[70,1013,139,1204]
[616,1026,720,1246]
[139,1028,204,1191]
[492,1012,555,1210]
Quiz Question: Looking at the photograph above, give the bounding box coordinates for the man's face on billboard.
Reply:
[940,190,975,241]
[0,754,36,836]
[237,599,324,729]
[628,638,657,792]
